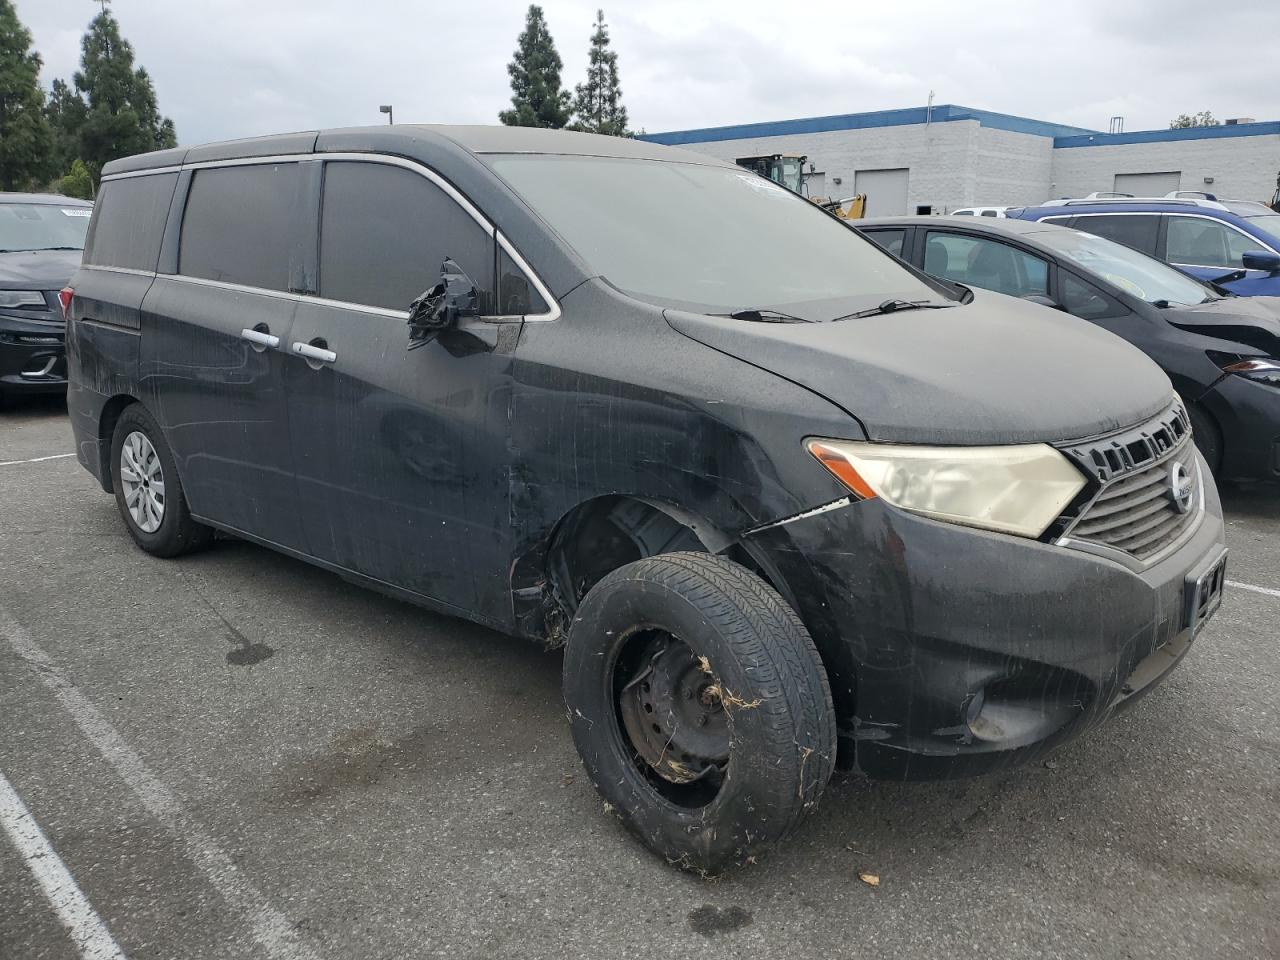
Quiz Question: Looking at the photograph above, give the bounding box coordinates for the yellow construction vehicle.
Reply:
[734,153,867,219]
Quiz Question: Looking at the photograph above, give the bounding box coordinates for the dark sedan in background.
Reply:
[0,193,92,406]
[857,216,1280,482]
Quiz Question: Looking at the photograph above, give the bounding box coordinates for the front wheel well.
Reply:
[522,496,792,645]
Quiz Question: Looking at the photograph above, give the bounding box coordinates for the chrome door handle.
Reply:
[240,328,280,349]
[291,341,337,364]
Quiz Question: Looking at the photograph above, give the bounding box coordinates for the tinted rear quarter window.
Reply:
[1073,215,1159,256]
[923,231,1049,298]
[319,161,495,312]
[84,174,178,270]
[179,163,299,290]
[864,229,906,257]
[1060,271,1126,320]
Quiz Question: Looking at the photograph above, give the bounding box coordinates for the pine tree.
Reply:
[74,8,176,182]
[499,5,571,129]
[0,0,54,191]
[571,10,630,137]
[46,78,88,177]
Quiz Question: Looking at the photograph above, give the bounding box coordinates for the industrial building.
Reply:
[637,104,1280,216]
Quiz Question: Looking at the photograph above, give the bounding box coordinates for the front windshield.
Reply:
[1034,227,1213,306]
[1244,214,1280,247]
[488,155,942,318]
[0,202,92,252]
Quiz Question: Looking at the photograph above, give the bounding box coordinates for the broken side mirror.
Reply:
[407,258,480,349]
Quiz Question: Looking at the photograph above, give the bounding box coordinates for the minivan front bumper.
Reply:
[747,460,1226,780]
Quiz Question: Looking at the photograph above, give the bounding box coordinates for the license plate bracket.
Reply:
[1184,548,1227,637]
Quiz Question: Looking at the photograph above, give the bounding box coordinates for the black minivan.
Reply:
[67,126,1227,871]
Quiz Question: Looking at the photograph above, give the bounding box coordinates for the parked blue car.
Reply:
[1007,196,1280,297]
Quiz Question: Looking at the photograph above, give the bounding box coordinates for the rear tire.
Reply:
[563,551,837,873]
[1186,402,1222,477]
[109,404,212,557]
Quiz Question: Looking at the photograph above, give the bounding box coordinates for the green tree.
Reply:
[499,5,571,128]
[57,157,94,199]
[46,77,89,176]
[1170,110,1220,129]
[570,10,630,137]
[0,0,54,191]
[73,8,176,182]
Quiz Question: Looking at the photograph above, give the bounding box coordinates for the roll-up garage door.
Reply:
[854,168,910,217]
[1113,172,1181,197]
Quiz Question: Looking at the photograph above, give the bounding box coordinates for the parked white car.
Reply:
[952,206,1008,217]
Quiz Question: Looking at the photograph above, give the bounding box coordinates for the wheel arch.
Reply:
[510,494,801,647]
[96,393,144,493]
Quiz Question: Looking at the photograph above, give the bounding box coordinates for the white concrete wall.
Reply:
[680,120,987,214]
[670,121,1280,211]
[1050,135,1280,204]
[972,127,1055,207]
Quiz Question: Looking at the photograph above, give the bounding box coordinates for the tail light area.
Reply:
[59,286,74,320]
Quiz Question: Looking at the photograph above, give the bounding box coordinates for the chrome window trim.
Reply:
[100,165,184,181]
[102,151,561,322]
[80,264,156,278]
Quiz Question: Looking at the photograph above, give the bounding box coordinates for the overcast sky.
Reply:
[16,0,1280,146]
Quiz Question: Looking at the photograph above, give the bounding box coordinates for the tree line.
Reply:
[501,5,631,136]
[0,0,173,197]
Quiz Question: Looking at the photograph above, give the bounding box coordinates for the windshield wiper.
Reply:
[723,308,814,324]
[832,299,957,321]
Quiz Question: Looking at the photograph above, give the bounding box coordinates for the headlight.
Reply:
[1217,356,1280,387]
[807,439,1087,538]
[0,290,46,309]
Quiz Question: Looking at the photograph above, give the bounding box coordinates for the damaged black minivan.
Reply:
[66,127,1227,871]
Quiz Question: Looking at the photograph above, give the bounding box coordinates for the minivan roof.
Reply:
[101,125,731,177]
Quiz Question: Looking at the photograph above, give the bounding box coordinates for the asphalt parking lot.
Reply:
[2,395,1278,960]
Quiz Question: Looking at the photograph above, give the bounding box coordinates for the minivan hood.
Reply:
[1163,295,1280,356]
[0,249,83,290]
[666,289,1172,445]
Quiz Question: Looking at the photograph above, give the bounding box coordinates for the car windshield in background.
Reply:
[1243,213,1280,248]
[1036,227,1214,306]
[488,155,943,318]
[0,202,92,252]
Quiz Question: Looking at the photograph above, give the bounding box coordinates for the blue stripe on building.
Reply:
[636,104,1279,150]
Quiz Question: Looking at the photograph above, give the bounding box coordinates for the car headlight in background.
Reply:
[1209,352,1280,387]
[807,439,1087,538]
[0,290,47,310]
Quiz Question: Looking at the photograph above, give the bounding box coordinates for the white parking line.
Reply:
[0,605,324,960]
[0,452,77,467]
[1228,580,1280,600]
[0,771,128,960]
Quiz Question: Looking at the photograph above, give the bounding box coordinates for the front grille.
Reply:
[1058,404,1201,562]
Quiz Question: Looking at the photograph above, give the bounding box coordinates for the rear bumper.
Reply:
[748,460,1227,781]
[1203,374,1280,481]
[0,313,66,395]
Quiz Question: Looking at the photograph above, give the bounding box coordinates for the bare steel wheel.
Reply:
[119,430,165,533]
[563,552,837,872]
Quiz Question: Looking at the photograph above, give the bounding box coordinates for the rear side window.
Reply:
[1074,215,1158,255]
[179,163,299,291]
[922,231,1049,298]
[84,174,177,270]
[864,229,906,257]
[319,161,495,313]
